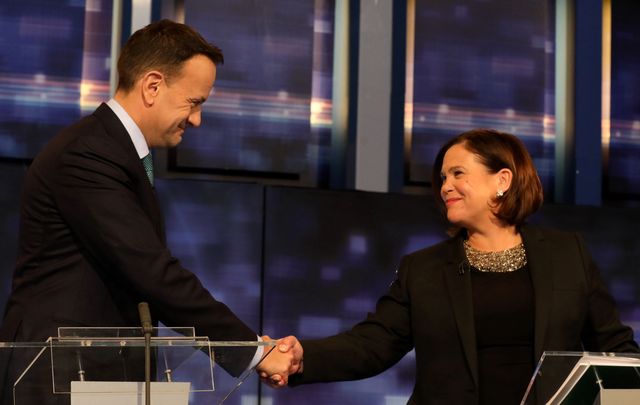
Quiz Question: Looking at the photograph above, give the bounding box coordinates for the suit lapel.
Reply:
[93,103,165,239]
[521,225,553,361]
[443,236,479,387]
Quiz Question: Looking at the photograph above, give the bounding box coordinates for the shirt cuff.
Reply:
[246,335,265,371]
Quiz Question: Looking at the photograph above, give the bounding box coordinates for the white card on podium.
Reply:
[70,381,190,405]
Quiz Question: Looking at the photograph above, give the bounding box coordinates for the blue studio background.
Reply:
[0,0,639,404]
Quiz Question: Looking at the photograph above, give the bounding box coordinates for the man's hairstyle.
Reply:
[117,19,224,91]
[431,128,544,227]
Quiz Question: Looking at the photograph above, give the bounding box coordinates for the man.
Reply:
[0,19,299,402]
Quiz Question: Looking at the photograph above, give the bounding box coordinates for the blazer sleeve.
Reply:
[50,133,257,375]
[576,233,639,353]
[290,255,415,385]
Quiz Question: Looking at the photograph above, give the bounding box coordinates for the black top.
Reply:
[471,265,534,405]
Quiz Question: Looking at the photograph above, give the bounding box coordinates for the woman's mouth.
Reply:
[445,198,462,206]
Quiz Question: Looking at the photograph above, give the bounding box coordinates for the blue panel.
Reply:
[608,1,640,197]
[573,0,602,205]
[408,0,555,197]
[154,179,264,331]
[0,0,112,159]
[176,0,334,185]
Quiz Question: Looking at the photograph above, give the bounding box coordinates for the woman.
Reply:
[287,129,639,404]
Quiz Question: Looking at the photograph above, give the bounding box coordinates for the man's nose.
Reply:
[188,110,202,127]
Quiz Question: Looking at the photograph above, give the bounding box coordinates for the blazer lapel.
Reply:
[93,103,165,239]
[443,236,479,388]
[521,225,553,361]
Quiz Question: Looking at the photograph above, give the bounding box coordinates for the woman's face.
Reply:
[439,143,502,230]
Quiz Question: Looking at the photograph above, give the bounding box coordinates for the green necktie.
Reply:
[141,153,154,186]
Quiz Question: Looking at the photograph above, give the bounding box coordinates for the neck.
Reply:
[465,224,521,252]
[113,90,148,137]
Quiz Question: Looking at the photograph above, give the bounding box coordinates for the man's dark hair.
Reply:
[117,19,223,91]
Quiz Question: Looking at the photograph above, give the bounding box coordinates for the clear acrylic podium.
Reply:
[521,351,640,405]
[0,327,275,405]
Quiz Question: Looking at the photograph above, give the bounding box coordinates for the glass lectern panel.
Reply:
[521,351,640,405]
[1,327,275,405]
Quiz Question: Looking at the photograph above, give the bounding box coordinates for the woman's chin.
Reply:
[447,217,463,227]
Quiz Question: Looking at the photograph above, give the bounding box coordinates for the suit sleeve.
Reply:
[50,134,257,375]
[289,255,415,385]
[576,233,639,353]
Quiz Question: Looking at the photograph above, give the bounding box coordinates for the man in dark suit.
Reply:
[0,19,300,403]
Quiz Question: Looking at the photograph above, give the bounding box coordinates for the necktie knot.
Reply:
[141,153,154,186]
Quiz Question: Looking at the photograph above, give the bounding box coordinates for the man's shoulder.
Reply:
[30,109,134,180]
[46,105,125,153]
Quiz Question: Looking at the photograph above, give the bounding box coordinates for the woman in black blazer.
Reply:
[286,129,639,404]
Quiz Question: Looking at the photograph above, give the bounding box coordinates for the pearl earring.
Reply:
[496,190,504,198]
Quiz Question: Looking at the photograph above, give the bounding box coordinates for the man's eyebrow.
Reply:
[188,97,207,105]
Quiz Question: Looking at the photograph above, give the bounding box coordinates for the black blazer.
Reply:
[0,104,256,375]
[290,225,639,404]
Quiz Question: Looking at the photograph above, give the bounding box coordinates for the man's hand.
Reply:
[256,335,304,388]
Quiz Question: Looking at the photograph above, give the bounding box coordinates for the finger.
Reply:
[270,374,282,383]
[261,377,282,389]
[273,376,287,386]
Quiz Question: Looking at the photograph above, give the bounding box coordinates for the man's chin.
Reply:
[168,133,184,148]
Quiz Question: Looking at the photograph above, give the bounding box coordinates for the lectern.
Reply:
[0,327,274,405]
[520,351,640,405]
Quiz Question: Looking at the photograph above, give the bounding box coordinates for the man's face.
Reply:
[147,54,216,148]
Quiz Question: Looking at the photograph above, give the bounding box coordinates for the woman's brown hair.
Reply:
[431,128,543,226]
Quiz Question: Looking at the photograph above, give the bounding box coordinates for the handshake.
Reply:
[255,335,304,387]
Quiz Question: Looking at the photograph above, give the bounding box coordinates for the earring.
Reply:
[496,189,504,198]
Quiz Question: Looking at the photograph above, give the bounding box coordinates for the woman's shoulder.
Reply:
[403,236,459,263]
[521,224,581,243]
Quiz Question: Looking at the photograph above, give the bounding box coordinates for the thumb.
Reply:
[278,335,298,352]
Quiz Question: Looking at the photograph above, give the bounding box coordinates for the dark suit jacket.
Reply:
[0,103,256,376]
[290,225,639,404]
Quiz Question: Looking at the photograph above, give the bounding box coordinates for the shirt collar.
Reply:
[106,98,150,159]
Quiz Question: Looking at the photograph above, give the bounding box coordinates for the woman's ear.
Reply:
[496,168,513,194]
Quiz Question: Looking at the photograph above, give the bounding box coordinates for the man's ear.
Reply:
[140,71,164,106]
